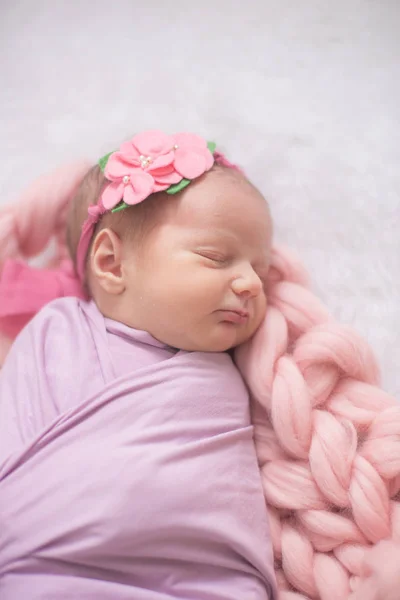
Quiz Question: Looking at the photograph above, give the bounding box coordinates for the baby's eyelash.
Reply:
[196,251,229,264]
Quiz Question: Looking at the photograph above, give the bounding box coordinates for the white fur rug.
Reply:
[1,0,399,396]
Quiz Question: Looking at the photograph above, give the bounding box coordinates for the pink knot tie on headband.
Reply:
[0,259,86,338]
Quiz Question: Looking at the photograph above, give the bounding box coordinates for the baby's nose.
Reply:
[231,267,263,297]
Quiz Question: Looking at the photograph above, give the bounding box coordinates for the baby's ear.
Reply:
[90,228,125,294]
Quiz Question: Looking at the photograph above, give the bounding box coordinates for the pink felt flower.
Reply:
[172,133,214,179]
[101,171,155,210]
[101,130,215,210]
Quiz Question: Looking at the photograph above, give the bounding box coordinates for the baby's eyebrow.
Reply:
[188,229,238,244]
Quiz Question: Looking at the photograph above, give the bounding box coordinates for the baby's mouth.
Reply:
[217,309,249,325]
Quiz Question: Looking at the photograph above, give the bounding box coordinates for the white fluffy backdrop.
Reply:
[1,0,399,396]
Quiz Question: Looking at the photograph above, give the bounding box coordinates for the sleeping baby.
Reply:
[0,130,277,599]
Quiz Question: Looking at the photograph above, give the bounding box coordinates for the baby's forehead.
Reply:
[169,170,272,247]
[183,169,268,217]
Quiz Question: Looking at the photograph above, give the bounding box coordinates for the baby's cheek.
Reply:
[247,298,267,337]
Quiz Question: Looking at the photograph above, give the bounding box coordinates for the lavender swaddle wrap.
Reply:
[0,298,276,599]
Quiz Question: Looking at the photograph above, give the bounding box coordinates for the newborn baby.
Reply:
[0,131,277,599]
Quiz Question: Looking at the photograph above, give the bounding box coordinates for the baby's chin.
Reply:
[177,324,257,353]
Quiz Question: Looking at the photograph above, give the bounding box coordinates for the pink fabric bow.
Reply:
[0,259,86,338]
[102,130,214,209]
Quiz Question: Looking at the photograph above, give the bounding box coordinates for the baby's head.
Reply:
[67,131,273,352]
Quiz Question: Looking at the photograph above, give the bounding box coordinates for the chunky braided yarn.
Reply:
[235,245,400,600]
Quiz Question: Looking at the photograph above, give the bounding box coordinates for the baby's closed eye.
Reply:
[194,249,232,265]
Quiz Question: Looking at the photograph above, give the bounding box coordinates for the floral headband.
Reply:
[76,130,239,283]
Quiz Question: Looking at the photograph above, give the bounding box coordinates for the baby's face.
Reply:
[121,170,272,352]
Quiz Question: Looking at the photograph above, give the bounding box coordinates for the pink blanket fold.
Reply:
[0,299,276,599]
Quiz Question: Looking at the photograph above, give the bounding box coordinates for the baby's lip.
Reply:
[218,309,249,324]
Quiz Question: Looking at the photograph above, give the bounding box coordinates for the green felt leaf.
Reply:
[207,141,216,153]
[166,178,191,195]
[98,151,114,173]
[111,201,129,213]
